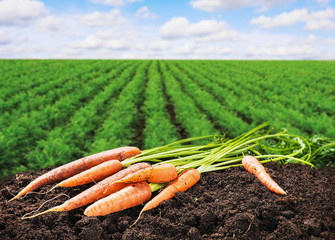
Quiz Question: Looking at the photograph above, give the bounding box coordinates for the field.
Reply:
[1,60,335,239]
[1,60,335,180]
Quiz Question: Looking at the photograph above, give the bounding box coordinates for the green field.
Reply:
[1,60,334,179]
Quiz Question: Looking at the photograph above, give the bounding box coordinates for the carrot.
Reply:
[116,163,178,184]
[49,160,122,190]
[242,155,287,195]
[84,182,152,216]
[21,163,150,219]
[141,168,200,212]
[10,146,140,201]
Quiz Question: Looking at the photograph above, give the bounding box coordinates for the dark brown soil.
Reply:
[1,162,334,240]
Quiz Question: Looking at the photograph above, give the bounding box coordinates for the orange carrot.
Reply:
[84,182,152,216]
[141,168,200,212]
[10,146,140,201]
[242,155,286,195]
[116,163,178,184]
[21,163,150,219]
[50,160,122,190]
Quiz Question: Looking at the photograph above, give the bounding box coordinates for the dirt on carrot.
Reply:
[84,182,152,217]
[116,163,178,184]
[9,146,140,201]
[1,162,334,240]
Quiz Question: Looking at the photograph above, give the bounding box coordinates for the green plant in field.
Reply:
[88,61,150,154]
[308,135,335,168]
[142,61,179,149]
[160,61,219,139]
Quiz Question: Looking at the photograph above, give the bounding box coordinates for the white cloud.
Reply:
[77,10,125,27]
[246,45,318,59]
[304,35,317,44]
[325,38,335,45]
[174,42,197,55]
[37,16,63,32]
[0,31,11,44]
[147,40,169,51]
[305,19,335,30]
[190,0,290,12]
[0,0,47,26]
[174,42,233,59]
[160,17,189,39]
[75,35,102,50]
[135,6,158,19]
[250,8,335,30]
[250,9,308,28]
[160,17,238,41]
[73,29,137,51]
[90,0,141,7]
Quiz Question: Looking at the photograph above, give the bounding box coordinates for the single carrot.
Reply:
[116,163,178,184]
[84,182,152,216]
[141,168,200,212]
[242,155,287,195]
[21,163,150,219]
[10,146,140,201]
[49,160,122,190]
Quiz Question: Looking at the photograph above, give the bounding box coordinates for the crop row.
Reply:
[168,61,249,137]
[0,61,132,177]
[86,61,150,155]
[141,61,179,149]
[0,62,115,128]
[0,61,99,101]
[24,61,138,172]
[211,60,335,117]
[178,60,335,138]
[159,61,219,139]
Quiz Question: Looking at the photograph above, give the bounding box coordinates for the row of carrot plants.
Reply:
[0,60,56,94]
[86,61,150,155]
[175,61,284,130]
[25,61,138,171]
[184,60,335,138]
[0,61,98,105]
[166,61,249,137]
[0,62,126,178]
[141,61,179,149]
[186,60,313,135]
[159,61,219,139]
[232,62,335,137]
[0,61,107,128]
[229,61,335,118]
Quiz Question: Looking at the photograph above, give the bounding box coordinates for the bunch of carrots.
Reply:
[8,123,313,222]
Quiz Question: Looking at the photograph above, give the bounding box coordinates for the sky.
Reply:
[0,0,335,59]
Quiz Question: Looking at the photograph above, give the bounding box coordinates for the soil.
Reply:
[0,162,334,240]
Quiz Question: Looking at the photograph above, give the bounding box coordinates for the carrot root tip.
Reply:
[129,210,144,228]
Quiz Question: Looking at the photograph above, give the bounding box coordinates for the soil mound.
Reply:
[1,162,334,239]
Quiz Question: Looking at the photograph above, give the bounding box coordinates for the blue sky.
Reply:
[0,0,334,59]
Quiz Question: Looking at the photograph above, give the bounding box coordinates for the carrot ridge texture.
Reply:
[242,155,287,195]
[142,168,200,212]
[10,146,140,201]
[84,182,152,216]
[117,163,178,184]
[55,160,122,188]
